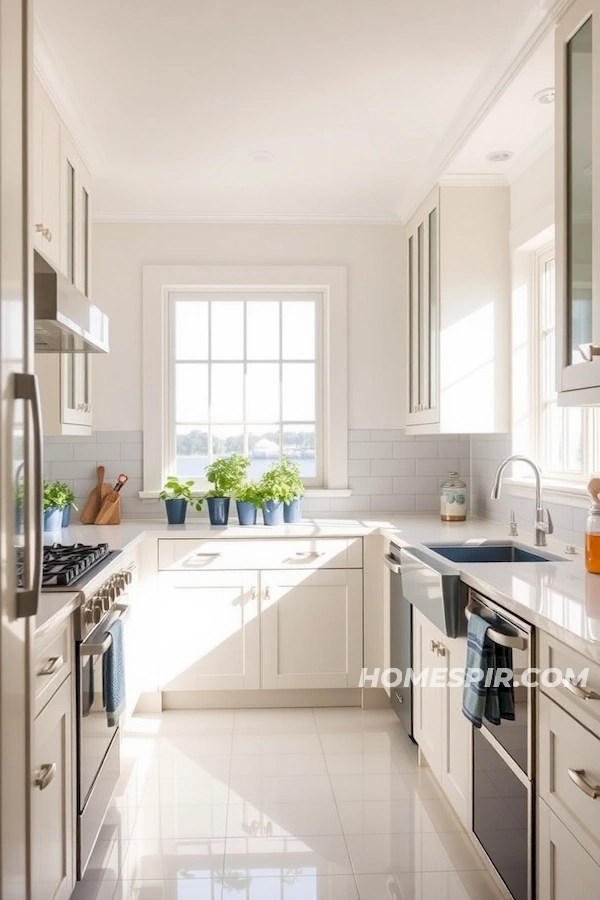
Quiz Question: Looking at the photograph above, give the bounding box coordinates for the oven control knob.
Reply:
[100,591,111,611]
[92,600,103,623]
[83,604,94,625]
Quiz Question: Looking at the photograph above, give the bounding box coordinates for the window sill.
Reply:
[138,488,352,500]
[502,477,589,509]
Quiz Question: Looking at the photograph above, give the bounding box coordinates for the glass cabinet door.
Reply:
[557,2,600,401]
[406,189,439,424]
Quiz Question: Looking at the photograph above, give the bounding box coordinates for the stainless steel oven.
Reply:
[467,588,534,900]
[76,568,132,878]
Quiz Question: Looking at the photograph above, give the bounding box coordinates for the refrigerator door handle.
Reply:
[14,373,43,617]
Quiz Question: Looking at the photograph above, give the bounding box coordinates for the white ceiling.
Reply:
[34,0,556,221]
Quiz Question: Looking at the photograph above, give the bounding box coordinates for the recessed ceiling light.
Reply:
[249,150,274,164]
[533,87,555,105]
[486,150,514,163]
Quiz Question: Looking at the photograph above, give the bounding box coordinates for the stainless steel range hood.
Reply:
[34,251,109,353]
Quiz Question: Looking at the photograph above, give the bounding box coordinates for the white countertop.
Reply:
[39,514,600,663]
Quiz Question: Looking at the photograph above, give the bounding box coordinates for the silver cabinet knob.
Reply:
[34,763,56,791]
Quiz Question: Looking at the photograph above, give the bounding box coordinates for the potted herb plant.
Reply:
[43,480,68,531]
[159,476,203,525]
[59,482,77,527]
[258,457,304,526]
[205,454,250,525]
[234,482,263,526]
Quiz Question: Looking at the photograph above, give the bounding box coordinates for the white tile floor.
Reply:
[71,708,505,900]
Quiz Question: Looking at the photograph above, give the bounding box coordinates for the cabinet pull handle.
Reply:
[579,343,600,362]
[292,551,322,559]
[34,223,45,234]
[251,587,257,600]
[264,587,271,602]
[562,678,600,701]
[34,763,57,791]
[430,640,439,653]
[568,768,600,800]
[437,644,446,657]
[195,552,222,558]
[37,656,64,676]
[44,228,52,242]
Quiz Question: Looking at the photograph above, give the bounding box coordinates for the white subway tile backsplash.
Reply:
[50,461,103,480]
[43,442,74,462]
[120,443,143,461]
[348,441,393,459]
[73,443,121,462]
[370,458,415,477]
[438,441,469,459]
[349,476,393,495]
[348,459,371,477]
[416,458,461,477]
[369,429,408,442]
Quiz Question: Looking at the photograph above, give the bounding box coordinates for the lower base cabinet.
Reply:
[158,570,260,691]
[261,568,363,689]
[413,609,470,825]
[158,566,363,694]
[537,798,600,900]
[31,676,73,900]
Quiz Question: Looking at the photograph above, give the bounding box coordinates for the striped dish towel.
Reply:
[462,611,515,728]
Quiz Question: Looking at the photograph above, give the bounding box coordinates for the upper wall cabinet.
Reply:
[405,185,510,434]
[556,0,600,405]
[32,79,61,269]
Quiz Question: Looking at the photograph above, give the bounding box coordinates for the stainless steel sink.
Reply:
[423,541,564,564]
[397,540,566,637]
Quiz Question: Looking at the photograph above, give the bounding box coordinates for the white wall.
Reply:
[91,222,403,432]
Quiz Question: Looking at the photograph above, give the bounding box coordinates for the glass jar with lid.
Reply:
[440,471,467,522]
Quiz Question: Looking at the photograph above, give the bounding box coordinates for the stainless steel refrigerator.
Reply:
[1,2,42,898]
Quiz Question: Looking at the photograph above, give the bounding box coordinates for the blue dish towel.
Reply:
[462,611,515,728]
[102,617,125,727]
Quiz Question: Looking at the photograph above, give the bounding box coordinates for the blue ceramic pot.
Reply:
[165,498,188,525]
[207,496,230,526]
[236,501,257,526]
[62,505,72,527]
[284,498,303,523]
[262,500,284,526]
[43,507,63,532]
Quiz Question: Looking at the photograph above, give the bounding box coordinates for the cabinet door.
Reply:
[412,610,443,778]
[60,353,92,428]
[261,569,363,690]
[158,570,260,691]
[31,676,74,900]
[406,188,439,426]
[556,0,600,402]
[32,80,60,268]
[538,798,600,900]
[440,633,471,826]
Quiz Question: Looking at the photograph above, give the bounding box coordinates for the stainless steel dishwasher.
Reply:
[384,543,414,741]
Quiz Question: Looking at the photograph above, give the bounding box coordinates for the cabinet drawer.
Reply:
[538,631,600,738]
[34,620,72,718]
[539,692,600,866]
[537,798,600,900]
[158,538,362,571]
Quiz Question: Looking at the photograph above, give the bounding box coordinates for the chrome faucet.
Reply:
[491,455,553,547]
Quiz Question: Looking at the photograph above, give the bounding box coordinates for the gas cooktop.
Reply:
[17,542,121,591]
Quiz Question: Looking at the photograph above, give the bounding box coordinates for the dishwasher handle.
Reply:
[384,554,401,575]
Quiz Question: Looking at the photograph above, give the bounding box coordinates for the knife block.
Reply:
[94,491,122,525]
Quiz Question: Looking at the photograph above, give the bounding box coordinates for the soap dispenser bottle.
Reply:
[585,478,600,574]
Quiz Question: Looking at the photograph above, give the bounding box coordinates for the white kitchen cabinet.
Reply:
[32,79,61,269]
[538,798,600,900]
[412,609,470,825]
[31,676,74,900]
[121,549,146,723]
[261,569,363,690]
[35,352,92,435]
[405,185,510,433]
[556,0,600,405]
[158,570,261,691]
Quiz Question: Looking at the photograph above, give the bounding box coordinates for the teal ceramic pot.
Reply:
[236,501,257,526]
[207,497,230,526]
[284,498,302,523]
[262,500,284,526]
[165,498,188,524]
[43,507,63,532]
[62,505,72,527]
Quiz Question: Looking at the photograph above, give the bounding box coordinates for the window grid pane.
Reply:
[173,295,319,481]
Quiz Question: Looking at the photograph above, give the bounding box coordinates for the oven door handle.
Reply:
[80,603,130,656]
[465,604,528,651]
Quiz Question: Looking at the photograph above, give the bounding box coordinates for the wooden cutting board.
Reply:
[79,465,111,524]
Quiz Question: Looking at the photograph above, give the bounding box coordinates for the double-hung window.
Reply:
[141,265,349,496]
[171,291,321,485]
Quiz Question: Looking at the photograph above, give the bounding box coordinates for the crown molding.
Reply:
[396,0,570,224]
[92,211,402,225]
[438,173,508,187]
[33,13,108,177]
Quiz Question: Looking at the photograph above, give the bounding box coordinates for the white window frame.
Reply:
[141,265,349,498]
[508,239,597,507]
